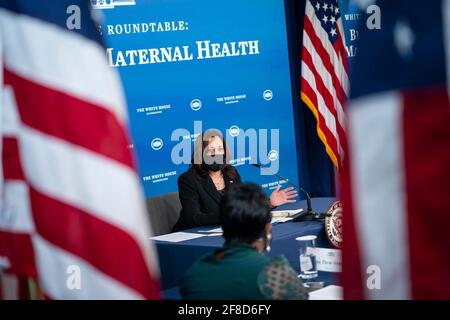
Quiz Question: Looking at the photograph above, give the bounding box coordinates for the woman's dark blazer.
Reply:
[172,166,241,232]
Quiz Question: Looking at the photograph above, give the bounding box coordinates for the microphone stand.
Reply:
[251,164,326,221]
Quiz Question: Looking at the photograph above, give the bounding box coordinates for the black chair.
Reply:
[145,192,181,236]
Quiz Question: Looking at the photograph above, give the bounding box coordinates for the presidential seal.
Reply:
[325,201,343,248]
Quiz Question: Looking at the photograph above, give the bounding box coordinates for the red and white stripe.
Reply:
[0,8,160,299]
[344,92,411,299]
[1,85,37,281]
[342,2,450,299]
[301,0,349,169]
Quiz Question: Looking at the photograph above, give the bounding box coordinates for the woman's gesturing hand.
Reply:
[269,185,298,207]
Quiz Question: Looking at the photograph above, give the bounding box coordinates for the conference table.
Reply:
[152,197,339,299]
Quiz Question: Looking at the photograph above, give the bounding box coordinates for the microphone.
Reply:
[251,163,325,221]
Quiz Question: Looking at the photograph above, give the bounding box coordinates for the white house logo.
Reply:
[268,150,278,161]
[228,125,240,137]
[263,89,273,101]
[190,99,202,111]
[151,138,163,150]
[90,0,136,10]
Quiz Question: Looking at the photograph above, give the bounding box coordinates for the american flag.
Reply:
[301,0,349,169]
[0,0,160,299]
[342,0,450,299]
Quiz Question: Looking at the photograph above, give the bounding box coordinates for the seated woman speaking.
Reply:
[172,130,298,232]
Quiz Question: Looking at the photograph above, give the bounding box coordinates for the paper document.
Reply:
[271,217,293,224]
[271,208,304,217]
[207,233,223,237]
[198,227,223,233]
[149,232,205,243]
[308,285,343,300]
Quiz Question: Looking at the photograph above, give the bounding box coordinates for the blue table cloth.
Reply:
[153,197,339,297]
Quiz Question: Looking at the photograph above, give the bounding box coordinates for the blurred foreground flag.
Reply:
[0,0,160,299]
[342,0,450,299]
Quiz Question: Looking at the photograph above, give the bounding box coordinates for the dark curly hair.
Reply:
[220,182,271,245]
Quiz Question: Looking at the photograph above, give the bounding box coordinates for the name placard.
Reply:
[310,248,342,273]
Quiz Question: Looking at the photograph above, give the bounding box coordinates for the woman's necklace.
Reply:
[210,172,225,190]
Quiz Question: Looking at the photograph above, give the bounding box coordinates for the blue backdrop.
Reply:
[339,0,363,64]
[98,0,302,198]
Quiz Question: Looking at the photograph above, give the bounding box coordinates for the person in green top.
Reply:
[180,182,308,300]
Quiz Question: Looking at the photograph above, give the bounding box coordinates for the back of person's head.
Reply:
[220,183,271,245]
